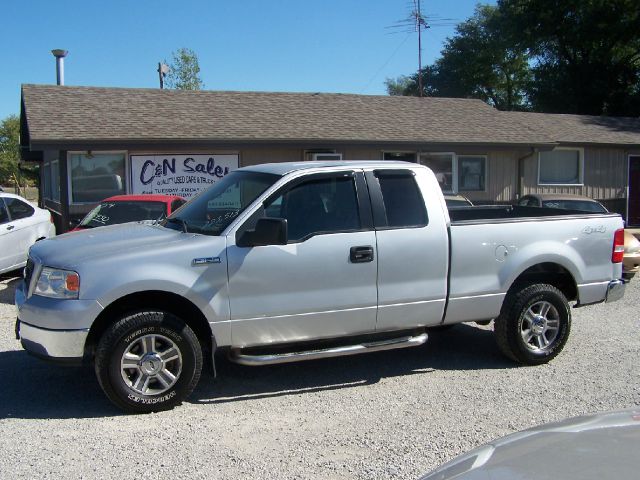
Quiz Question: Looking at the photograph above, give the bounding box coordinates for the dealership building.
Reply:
[19,84,640,232]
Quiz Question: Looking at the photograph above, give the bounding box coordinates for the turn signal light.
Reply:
[66,273,80,292]
[612,228,624,263]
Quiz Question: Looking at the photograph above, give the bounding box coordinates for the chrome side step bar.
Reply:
[228,332,428,366]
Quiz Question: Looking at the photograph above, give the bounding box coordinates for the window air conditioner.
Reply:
[311,153,343,161]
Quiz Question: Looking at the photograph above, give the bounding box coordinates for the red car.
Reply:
[72,194,187,231]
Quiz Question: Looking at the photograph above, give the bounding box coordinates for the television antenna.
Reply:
[386,1,456,96]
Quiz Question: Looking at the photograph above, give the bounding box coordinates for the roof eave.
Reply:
[26,137,559,150]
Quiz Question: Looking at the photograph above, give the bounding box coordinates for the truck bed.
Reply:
[443,206,623,325]
[448,205,620,223]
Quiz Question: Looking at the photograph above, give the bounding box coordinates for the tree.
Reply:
[498,0,640,115]
[165,48,205,90]
[385,75,413,96]
[386,5,531,111]
[0,115,29,189]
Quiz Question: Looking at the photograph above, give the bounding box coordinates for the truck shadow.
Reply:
[0,350,119,419]
[191,323,513,405]
[0,324,513,419]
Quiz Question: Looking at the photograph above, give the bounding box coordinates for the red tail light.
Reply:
[612,228,624,263]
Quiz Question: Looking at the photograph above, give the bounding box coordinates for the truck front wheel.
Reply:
[95,311,203,413]
[495,284,571,365]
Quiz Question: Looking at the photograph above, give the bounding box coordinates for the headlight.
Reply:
[35,268,80,299]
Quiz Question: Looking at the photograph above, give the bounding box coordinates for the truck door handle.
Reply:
[350,246,374,263]
[6,225,14,231]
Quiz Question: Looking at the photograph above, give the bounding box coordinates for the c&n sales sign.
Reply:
[130,154,239,199]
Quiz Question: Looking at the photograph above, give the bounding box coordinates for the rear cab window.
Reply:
[367,170,428,229]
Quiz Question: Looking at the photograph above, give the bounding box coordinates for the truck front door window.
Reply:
[264,176,361,242]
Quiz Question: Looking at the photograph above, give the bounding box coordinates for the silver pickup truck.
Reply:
[15,161,626,412]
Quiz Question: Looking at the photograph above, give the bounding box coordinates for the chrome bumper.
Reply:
[605,279,626,303]
[18,320,89,360]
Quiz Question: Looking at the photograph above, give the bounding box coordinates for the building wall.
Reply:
[38,143,636,231]
[465,149,520,204]
[521,146,630,214]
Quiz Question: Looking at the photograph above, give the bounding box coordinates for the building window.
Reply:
[420,153,455,191]
[538,148,583,185]
[383,152,416,162]
[42,162,51,199]
[420,153,487,192]
[51,160,60,201]
[68,152,126,203]
[458,156,486,191]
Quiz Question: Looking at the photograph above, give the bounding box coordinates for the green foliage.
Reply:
[0,115,38,188]
[388,1,640,115]
[385,75,413,96]
[0,115,27,187]
[165,48,205,90]
[499,0,640,115]
[387,6,531,110]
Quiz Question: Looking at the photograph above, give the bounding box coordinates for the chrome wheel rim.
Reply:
[520,301,560,353]
[121,334,182,395]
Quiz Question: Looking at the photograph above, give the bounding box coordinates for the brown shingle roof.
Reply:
[503,111,640,145]
[21,84,553,146]
[22,84,640,147]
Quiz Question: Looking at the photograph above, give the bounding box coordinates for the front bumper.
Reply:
[15,279,102,361]
[17,319,89,361]
[605,279,626,303]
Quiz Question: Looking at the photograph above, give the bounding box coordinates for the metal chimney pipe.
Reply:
[51,49,68,85]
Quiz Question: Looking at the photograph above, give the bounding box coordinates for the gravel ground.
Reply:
[0,273,638,480]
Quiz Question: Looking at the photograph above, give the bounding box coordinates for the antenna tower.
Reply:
[387,2,456,97]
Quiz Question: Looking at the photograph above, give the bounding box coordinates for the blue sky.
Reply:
[1,0,493,119]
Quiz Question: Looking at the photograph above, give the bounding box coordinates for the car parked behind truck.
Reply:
[15,161,626,412]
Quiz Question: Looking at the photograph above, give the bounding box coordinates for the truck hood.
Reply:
[30,223,193,268]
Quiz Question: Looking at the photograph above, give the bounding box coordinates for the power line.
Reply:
[361,33,412,94]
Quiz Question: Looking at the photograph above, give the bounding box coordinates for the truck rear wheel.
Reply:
[495,284,571,365]
[95,311,203,413]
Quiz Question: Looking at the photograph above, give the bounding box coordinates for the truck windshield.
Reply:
[162,171,280,235]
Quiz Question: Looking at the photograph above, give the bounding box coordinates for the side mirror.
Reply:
[238,218,287,247]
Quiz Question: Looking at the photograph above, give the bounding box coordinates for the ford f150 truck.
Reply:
[15,161,626,412]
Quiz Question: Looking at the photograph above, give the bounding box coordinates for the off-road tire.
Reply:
[95,311,203,413]
[495,284,571,365]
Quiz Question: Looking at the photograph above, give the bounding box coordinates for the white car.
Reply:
[0,193,55,275]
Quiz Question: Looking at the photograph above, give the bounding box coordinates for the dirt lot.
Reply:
[0,273,638,479]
